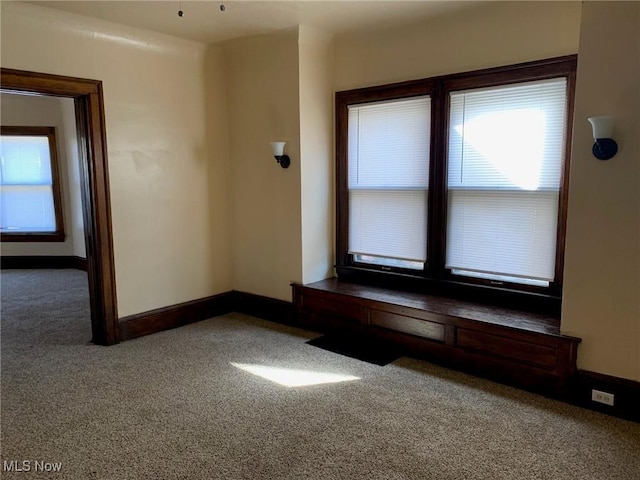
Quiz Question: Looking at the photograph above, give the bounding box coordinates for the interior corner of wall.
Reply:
[298,24,334,47]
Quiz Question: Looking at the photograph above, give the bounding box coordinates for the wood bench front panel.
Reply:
[292,281,580,396]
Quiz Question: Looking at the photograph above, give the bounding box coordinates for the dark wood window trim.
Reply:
[335,55,577,315]
[0,126,65,242]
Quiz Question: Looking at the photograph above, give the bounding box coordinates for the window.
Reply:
[348,96,431,270]
[336,56,576,305]
[0,126,65,242]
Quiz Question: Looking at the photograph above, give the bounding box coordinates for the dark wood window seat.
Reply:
[292,278,581,397]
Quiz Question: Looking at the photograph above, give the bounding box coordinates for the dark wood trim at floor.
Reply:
[1,255,88,271]
[569,370,640,423]
[114,287,637,423]
[73,256,88,271]
[233,291,294,325]
[118,290,292,342]
[119,291,236,341]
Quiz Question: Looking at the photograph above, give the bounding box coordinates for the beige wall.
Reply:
[334,1,581,91]
[562,2,640,381]
[1,2,233,316]
[224,25,334,298]
[333,0,640,381]
[204,45,234,297]
[59,98,87,259]
[222,1,583,305]
[299,26,335,284]
[3,1,637,381]
[224,29,303,301]
[0,93,84,257]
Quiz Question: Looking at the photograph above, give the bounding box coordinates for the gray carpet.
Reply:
[1,269,639,479]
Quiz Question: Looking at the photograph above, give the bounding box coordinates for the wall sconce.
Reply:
[270,142,290,169]
[588,116,618,160]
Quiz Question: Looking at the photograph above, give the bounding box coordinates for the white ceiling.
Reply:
[28,1,481,45]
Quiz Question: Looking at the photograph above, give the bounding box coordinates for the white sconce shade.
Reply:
[271,142,286,157]
[588,116,614,139]
[270,141,290,168]
[587,116,617,160]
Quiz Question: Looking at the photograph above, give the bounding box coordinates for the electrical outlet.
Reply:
[591,389,615,406]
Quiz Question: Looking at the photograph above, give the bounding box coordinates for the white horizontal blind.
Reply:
[446,78,567,283]
[0,136,57,232]
[348,97,430,266]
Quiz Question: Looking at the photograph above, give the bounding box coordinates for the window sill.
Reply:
[336,265,561,318]
[0,232,65,242]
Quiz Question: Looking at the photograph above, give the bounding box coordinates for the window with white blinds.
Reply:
[446,78,568,284]
[0,132,60,235]
[336,56,575,299]
[348,97,430,269]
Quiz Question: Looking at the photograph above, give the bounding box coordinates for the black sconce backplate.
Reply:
[593,138,618,161]
[276,155,291,169]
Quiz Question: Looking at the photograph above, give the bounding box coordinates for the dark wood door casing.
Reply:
[1,68,119,345]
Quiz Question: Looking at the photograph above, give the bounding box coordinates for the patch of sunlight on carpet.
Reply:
[231,363,360,387]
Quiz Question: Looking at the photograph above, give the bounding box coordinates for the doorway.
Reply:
[1,68,118,345]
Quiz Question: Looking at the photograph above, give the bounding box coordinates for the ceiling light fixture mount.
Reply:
[179,1,225,17]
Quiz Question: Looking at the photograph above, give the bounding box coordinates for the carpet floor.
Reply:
[1,269,639,479]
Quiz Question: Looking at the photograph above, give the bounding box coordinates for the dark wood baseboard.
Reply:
[1,255,87,271]
[569,370,640,423]
[119,292,236,341]
[117,290,292,342]
[113,286,638,424]
[233,291,294,325]
[71,256,88,271]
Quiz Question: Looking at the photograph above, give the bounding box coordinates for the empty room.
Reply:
[1,1,638,479]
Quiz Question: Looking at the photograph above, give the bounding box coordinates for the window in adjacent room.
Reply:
[335,56,576,302]
[0,126,65,242]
